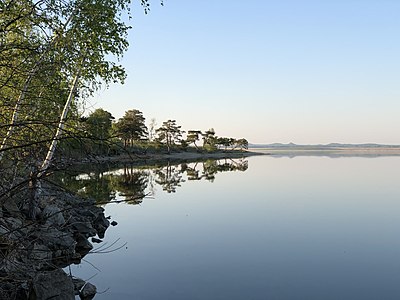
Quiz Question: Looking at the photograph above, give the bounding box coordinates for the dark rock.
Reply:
[72,221,96,237]
[75,233,93,256]
[4,217,26,239]
[93,214,109,239]
[29,243,52,266]
[5,217,23,231]
[0,185,112,300]
[37,227,76,250]
[91,237,103,243]
[72,278,86,295]
[80,282,97,300]
[79,209,96,218]
[3,198,21,217]
[42,205,65,227]
[110,221,118,226]
[32,269,74,300]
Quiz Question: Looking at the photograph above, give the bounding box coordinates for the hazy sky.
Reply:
[89,0,400,144]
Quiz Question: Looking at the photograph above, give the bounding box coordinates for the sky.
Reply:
[88,0,400,144]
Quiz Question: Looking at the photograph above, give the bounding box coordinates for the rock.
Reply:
[38,227,76,250]
[72,221,96,237]
[32,269,74,300]
[5,217,23,231]
[72,278,86,295]
[0,186,113,299]
[93,214,109,239]
[79,209,96,218]
[29,243,52,262]
[80,282,97,300]
[110,221,118,226]
[42,205,65,227]
[91,237,103,243]
[0,224,8,235]
[75,233,93,256]
[3,199,21,217]
[4,217,26,239]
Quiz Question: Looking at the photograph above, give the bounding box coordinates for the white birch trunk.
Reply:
[0,14,75,160]
[37,70,81,178]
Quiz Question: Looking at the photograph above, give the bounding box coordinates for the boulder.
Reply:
[80,282,97,300]
[38,227,76,250]
[29,243,52,263]
[93,214,109,239]
[3,198,21,217]
[32,269,74,300]
[75,233,93,256]
[91,237,103,243]
[71,221,96,237]
[42,205,65,227]
[72,278,86,295]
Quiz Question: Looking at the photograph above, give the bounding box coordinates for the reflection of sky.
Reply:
[72,156,400,299]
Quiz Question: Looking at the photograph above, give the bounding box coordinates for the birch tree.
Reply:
[1,0,163,219]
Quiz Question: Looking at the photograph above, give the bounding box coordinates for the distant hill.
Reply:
[249,143,400,149]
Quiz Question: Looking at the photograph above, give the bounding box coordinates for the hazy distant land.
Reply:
[248,143,400,157]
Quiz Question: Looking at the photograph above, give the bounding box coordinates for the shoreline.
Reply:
[62,146,400,168]
[248,147,400,157]
[74,150,264,166]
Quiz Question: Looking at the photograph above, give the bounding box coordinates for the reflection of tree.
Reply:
[111,166,149,204]
[83,174,116,203]
[54,168,115,203]
[201,158,248,182]
[56,158,249,202]
[154,162,185,193]
[185,162,201,181]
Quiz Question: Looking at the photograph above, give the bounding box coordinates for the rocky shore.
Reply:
[0,184,113,299]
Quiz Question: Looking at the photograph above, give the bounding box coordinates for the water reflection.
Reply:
[58,158,248,203]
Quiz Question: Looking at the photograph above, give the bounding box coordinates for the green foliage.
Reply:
[202,128,217,151]
[236,138,249,151]
[85,108,114,140]
[155,119,184,153]
[115,109,148,147]
[186,130,202,151]
[79,108,115,154]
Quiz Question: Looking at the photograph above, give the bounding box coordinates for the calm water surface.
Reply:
[70,155,400,299]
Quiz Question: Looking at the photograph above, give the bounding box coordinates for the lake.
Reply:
[68,154,400,299]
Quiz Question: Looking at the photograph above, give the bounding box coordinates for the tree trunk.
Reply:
[38,70,81,179]
[0,14,75,161]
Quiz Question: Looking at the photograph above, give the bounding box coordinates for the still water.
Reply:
[69,155,400,299]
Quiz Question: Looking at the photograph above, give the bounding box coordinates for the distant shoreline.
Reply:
[248,147,400,157]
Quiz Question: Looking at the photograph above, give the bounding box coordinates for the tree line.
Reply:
[82,108,249,154]
[0,0,246,222]
[0,0,161,220]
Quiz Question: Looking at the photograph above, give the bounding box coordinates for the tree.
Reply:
[186,130,202,151]
[85,109,114,140]
[83,108,114,154]
[156,120,184,153]
[115,109,148,147]
[202,128,217,151]
[148,118,157,141]
[0,0,161,221]
[235,138,249,151]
